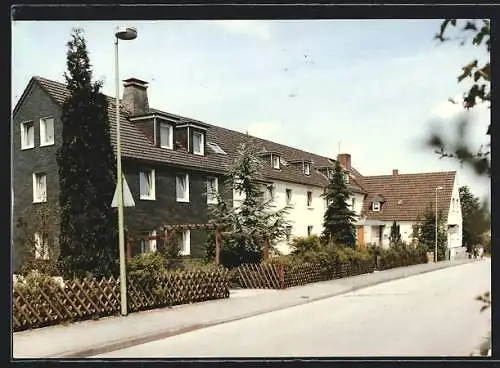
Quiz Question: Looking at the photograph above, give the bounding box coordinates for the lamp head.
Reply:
[115,27,137,41]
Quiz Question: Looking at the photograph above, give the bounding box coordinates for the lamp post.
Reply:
[115,26,137,316]
[435,186,443,263]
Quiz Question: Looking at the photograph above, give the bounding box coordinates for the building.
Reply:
[12,75,463,270]
[12,76,367,270]
[357,169,463,258]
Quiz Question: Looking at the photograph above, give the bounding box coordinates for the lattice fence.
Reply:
[13,269,229,332]
[235,259,376,290]
[236,263,282,289]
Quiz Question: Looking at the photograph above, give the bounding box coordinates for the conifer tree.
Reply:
[414,205,447,260]
[207,140,290,267]
[57,28,118,278]
[322,160,357,247]
[389,220,402,245]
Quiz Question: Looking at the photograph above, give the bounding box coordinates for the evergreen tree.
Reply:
[389,220,402,245]
[57,28,118,279]
[414,205,447,260]
[459,186,490,253]
[322,160,357,247]
[207,140,290,267]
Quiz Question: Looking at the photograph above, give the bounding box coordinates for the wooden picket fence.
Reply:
[236,259,376,289]
[12,269,229,332]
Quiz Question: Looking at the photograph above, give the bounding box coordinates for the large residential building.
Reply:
[12,76,463,271]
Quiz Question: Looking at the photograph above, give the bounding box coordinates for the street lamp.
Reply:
[115,26,137,316]
[435,186,443,263]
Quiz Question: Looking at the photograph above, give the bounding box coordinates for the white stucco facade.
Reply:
[233,180,365,255]
[361,175,463,258]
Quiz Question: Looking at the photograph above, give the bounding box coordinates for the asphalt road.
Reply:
[94,259,491,358]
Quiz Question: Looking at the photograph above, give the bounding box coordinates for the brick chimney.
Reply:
[392,169,399,176]
[337,153,351,172]
[122,78,149,116]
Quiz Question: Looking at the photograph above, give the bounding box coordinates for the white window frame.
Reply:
[33,172,47,203]
[159,123,173,149]
[285,188,293,205]
[207,177,219,204]
[34,232,49,260]
[40,116,55,146]
[192,131,204,156]
[372,202,380,211]
[344,173,350,184]
[304,163,311,176]
[139,169,156,200]
[21,121,35,150]
[149,230,157,252]
[176,174,190,202]
[272,155,280,169]
[180,229,191,255]
[307,191,313,208]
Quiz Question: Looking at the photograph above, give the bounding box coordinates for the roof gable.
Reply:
[358,171,456,221]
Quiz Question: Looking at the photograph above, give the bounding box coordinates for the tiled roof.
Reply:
[32,76,366,192]
[357,171,456,221]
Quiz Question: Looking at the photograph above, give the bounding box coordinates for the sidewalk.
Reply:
[13,259,476,359]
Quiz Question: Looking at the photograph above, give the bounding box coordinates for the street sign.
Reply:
[111,175,135,207]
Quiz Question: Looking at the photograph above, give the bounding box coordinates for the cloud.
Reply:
[212,20,271,40]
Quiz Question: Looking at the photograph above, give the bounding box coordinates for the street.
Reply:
[94,259,491,358]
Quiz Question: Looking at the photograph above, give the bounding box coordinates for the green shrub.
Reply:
[290,235,322,255]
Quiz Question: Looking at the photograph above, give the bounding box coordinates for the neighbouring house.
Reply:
[12,76,366,270]
[356,169,463,259]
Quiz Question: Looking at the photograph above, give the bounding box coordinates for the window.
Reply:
[307,225,313,237]
[207,177,219,204]
[267,184,275,200]
[193,131,204,155]
[33,173,47,203]
[286,189,292,205]
[149,230,157,252]
[180,230,191,255]
[351,197,356,208]
[160,123,173,149]
[285,226,293,242]
[34,232,49,260]
[307,191,313,207]
[207,142,226,155]
[272,155,280,169]
[344,173,350,184]
[21,121,34,149]
[372,202,380,211]
[40,117,55,146]
[304,163,310,175]
[327,169,333,180]
[176,174,190,202]
[139,169,155,200]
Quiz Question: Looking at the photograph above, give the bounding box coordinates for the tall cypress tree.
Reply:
[322,160,357,247]
[57,28,118,279]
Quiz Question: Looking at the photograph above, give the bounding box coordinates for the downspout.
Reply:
[187,126,190,153]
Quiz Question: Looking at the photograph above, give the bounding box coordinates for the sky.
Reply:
[11,19,491,205]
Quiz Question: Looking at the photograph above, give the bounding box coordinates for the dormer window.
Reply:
[272,155,280,169]
[159,123,173,149]
[328,169,334,180]
[193,131,204,155]
[344,173,350,183]
[304,163,311,176]
[372,202,380,211]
